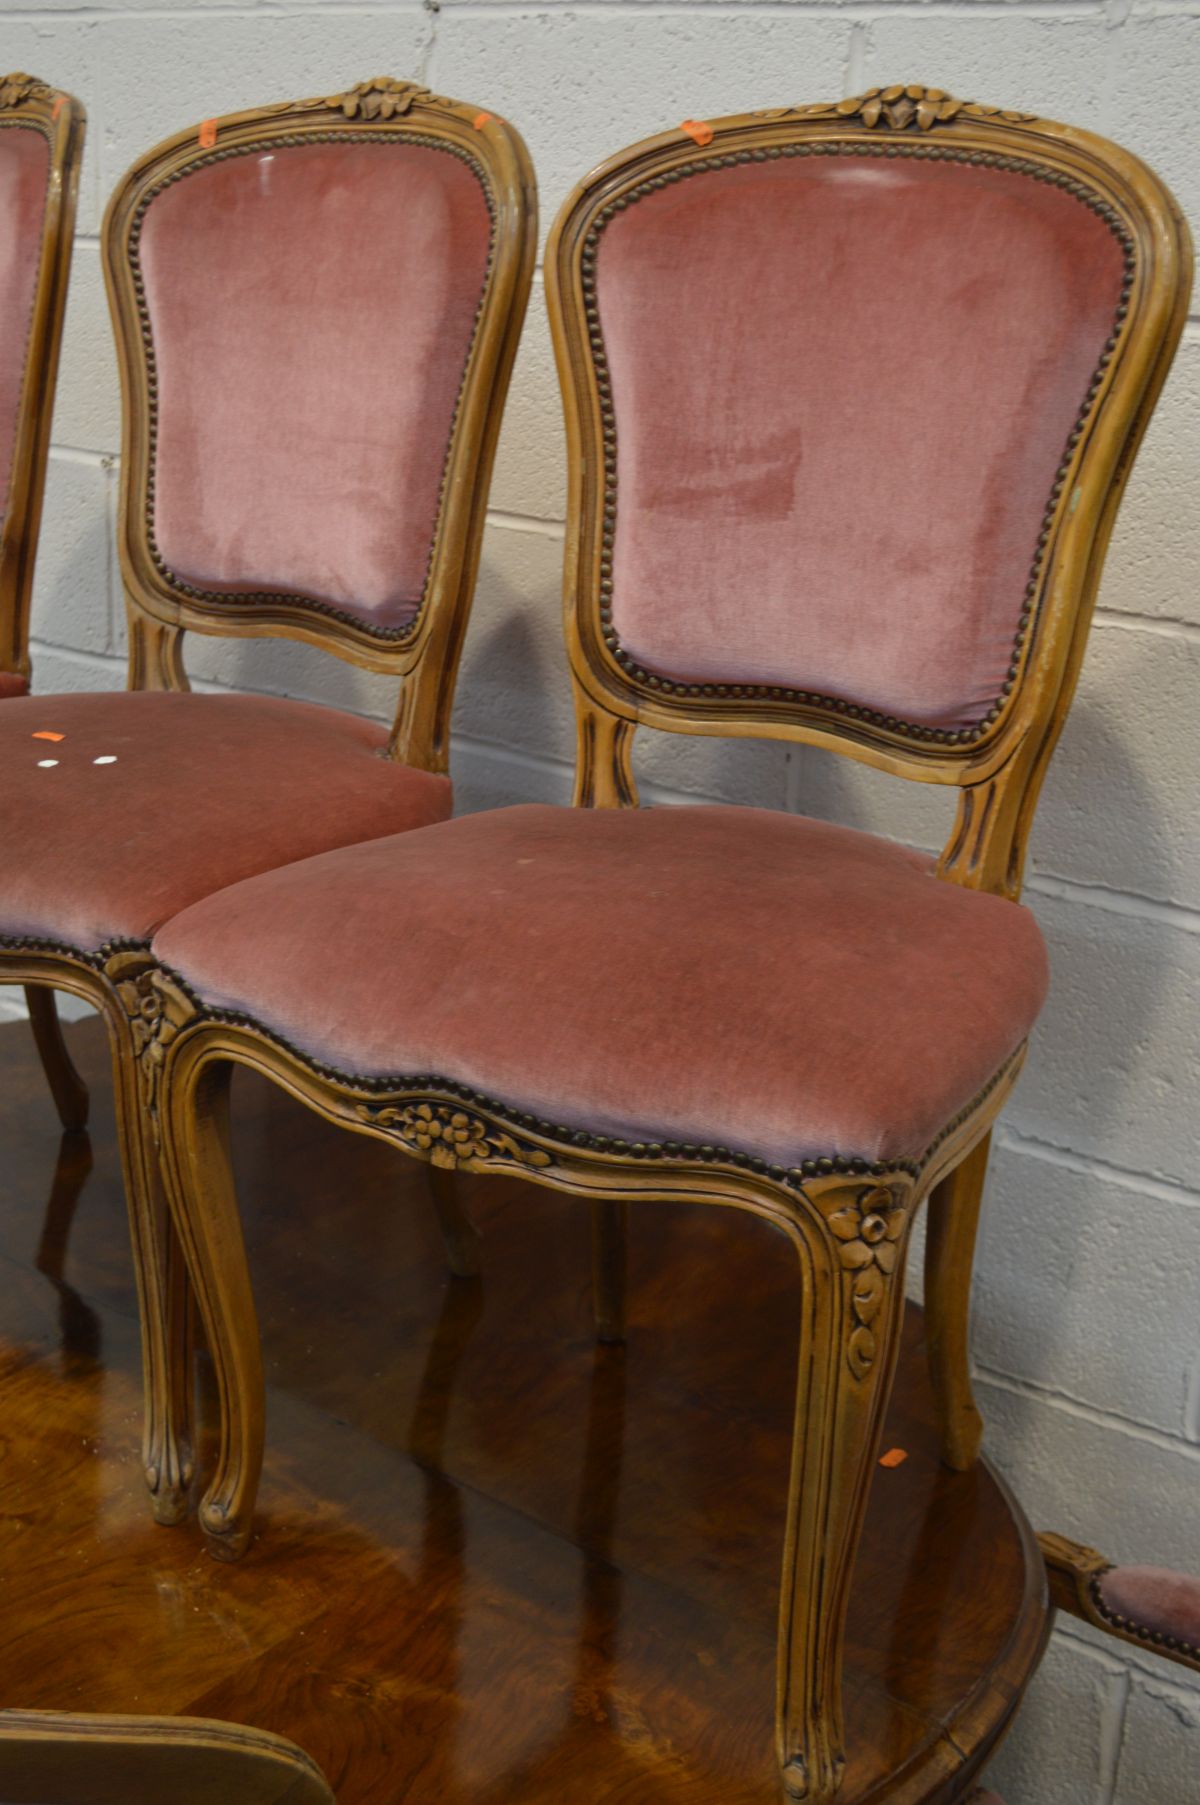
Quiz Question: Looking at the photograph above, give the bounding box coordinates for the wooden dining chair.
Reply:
[962,1535,1200,1800]
[0,79,535,1530]
[146,90,1188,1802]
[0,1708,335,1803]
[0,75,88,1131]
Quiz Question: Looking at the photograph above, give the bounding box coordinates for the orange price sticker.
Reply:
[680,119,714,147]
[51,96,64,121]
[32,730,65,743]
[473,111,493,131]
[198,119,218,150]
[878,1447,908,1470]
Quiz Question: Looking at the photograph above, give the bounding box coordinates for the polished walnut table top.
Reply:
[0,1013,1046,1802]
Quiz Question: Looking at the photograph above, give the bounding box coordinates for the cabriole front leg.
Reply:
[776,1177,915,1802]
[159,1044,263,1560]
[105,991,194,1525]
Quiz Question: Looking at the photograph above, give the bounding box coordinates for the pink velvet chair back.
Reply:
[548,90,1190,894]
[0,76,84,694]
[104,80,535,765]
[596,152,1123,735]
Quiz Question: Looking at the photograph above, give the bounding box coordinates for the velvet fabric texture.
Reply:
[597,156,1126,728]
[139,140,493,627]
[0,126,49,529]
[0,671,29,697]
[0,691,450,951]
[1098,1566,1200,1650]
[154,803,1048,1166]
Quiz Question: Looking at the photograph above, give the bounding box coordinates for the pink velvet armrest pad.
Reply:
[1097,1566,1200,1651]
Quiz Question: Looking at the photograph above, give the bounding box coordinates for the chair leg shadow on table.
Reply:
[25,988,89,1133]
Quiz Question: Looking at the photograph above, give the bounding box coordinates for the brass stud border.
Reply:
[0,931,1017,1187]
[127,129,498,642]
[1089,1571,1200,1662]
[581,138,1136,746]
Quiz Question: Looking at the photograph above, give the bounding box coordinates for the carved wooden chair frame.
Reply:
[0,1708,334,1803]
[148,88,1188,1804]
[0,78,535,1526]
[0,75,89,1129]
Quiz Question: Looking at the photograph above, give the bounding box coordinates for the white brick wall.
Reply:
[7,4,1199,1796]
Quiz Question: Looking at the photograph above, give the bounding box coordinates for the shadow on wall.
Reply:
[28,459,118,686]
[455,579,573,777]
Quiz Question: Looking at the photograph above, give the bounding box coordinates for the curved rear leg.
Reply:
[924,1132,991,1472]
[25,986,89,1131]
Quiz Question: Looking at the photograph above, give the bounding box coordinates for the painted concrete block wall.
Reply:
[3,2,1197,1797]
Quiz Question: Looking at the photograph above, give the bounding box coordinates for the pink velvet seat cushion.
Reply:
[1097,1565,1200,1652]
[597,154,1127,728]
[138,140,493,629]
[154,804,1048,1166]
[0,670,28,698]
[0,691,450,951]
[0,125,50,528]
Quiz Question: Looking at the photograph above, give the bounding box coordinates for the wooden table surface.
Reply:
[0,1013,1048,1802]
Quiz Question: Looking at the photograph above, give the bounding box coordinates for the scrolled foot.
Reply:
[144,1438,193,1526]
[779,1751,844,1803]
[200,1495,252,1562]
[149,1479,189,1527]
[782,1757,809,1800]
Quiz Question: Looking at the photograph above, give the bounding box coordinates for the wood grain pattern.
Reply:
[0,1014,1045,1803]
